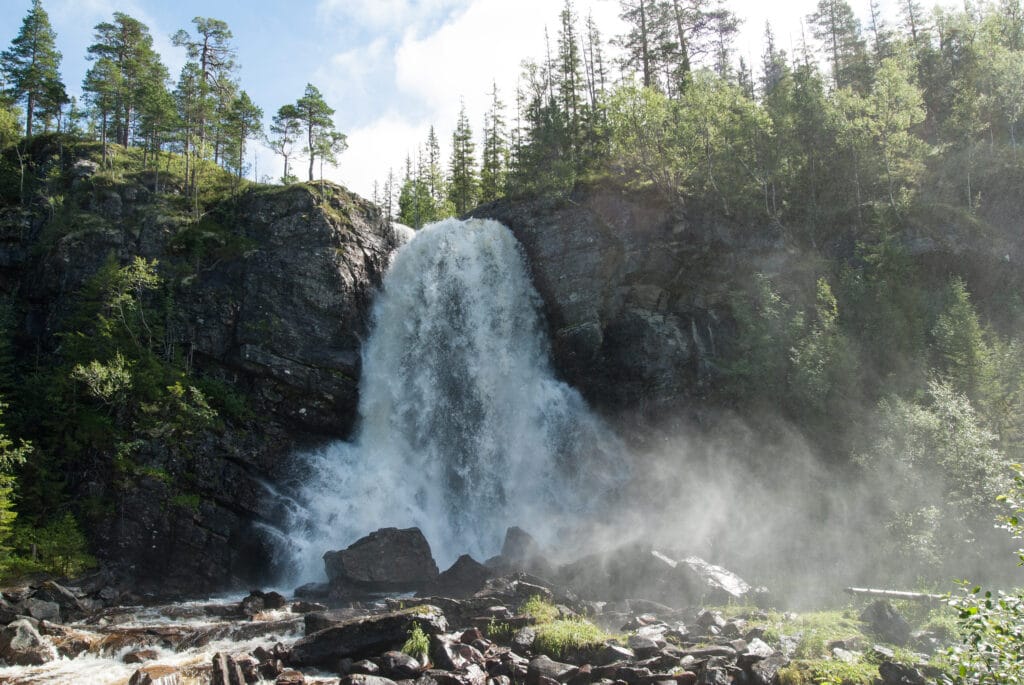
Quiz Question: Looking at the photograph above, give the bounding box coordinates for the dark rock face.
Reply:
[474,189,767,417]
[0,168,394,595]
[324,527,440,593]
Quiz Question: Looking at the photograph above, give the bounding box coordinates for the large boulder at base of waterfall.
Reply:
[423,555,495,598]
[290,605,447,669]
[0,618,56,665]
[486,528,556,578]
[324,527,439,592]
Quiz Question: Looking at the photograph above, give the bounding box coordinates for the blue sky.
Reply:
[1,0,914,198]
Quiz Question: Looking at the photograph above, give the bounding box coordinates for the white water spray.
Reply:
[286,218,623,581]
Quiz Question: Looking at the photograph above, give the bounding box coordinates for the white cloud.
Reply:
[316,0,469,32]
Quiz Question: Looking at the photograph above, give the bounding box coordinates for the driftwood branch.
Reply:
[845,587,946,602]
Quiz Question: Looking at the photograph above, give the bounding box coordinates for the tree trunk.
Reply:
[25,94,34,139]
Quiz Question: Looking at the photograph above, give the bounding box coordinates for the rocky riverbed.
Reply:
[0,527,952,684]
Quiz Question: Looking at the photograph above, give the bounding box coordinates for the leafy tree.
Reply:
[294,84,340,182]
[857,381,1008,578]
[1,0,64,138]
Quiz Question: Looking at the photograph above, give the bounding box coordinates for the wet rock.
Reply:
[212,652,248,685]
[427,555,496,598]
[240,589,288,616]
[33,581,87,619]
[128,664,182,685]
[0,618,55,665]
[878,661,927,685]
[290,601,326,614]
[487,528,555,578]
[277,670,307,685]
[20,597,62,623]
[434,635,486,670]
[293,582,330,601]
[290,605,447,669]
[512,627,536,654]
[595,643,634,665]
[124,648,160,663]
[304,607,367,633]
[527,655,576,685]
[743,638,774,659]
[351,658,381,675]
[0,595,17,624]
[749,654,788,685]
[381,650,423,678]
[324,527,440,592]
[341,675,399,685]
[861,601,912,646]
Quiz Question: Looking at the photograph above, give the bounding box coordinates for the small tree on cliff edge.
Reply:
[295,84,343,182]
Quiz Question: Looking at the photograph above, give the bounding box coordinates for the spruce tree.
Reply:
[448,102,478,215]
[1,0,64,138]
[225,90,263,180]
[480,83,509,203]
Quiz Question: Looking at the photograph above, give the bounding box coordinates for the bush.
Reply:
[402,622,430,664]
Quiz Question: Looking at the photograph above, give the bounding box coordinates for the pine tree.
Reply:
[83,57,121,166]
[294,83,338,182]
[1,0,64,139]
[86,13,168,147]
[480,82,509,203]
[268,103,301,183]
[172,17,236,155]
[225,90,262,181]
[424,125,446,208]
[807,0,869,90]
[448,102,478,215]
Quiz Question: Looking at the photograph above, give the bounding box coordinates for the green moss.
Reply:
[170,492,201,512]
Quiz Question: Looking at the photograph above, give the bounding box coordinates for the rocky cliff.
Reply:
[0,144,395,594]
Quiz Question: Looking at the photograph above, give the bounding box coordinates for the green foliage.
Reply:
[1,0,65,138]
[947,464,1024,683]
[857,381,1009,578]
[778,659,878,685]
[402,622,430,663]
[11,513,96,578]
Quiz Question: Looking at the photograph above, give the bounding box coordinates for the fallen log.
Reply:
[844,587,946,602]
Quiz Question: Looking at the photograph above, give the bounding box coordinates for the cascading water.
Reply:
[286,218,623,582]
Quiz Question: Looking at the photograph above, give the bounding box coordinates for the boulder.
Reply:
[427,555,495,598]
[212,652,248,685]
[878,661,927,685]
[526,655,575,685]
[290,605,447,669]
[128,665,182,685]
[0,618,55,665]
[20,597,62,623]
[340,676,397,685]
[380,649,423,678]
[277,670,307,685]
[749,654,788,685]
[324,527,440,592]
[33,581,86,620]
[861,601,911,646]
[487,528,555,578]
[124,648,160,664]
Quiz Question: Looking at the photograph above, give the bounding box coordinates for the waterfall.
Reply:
[286,218,623,582]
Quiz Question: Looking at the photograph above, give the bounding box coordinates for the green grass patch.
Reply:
[778,659,878,685]
[533,618,610,661]
[402,622,430,663]
[521,595,559,623]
